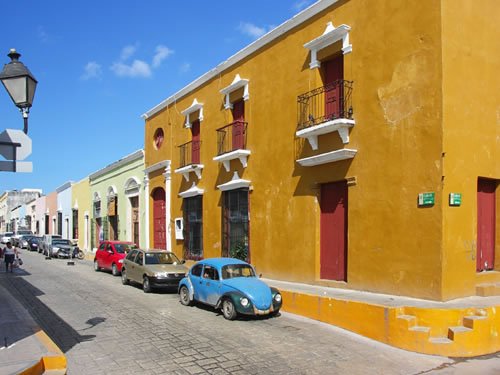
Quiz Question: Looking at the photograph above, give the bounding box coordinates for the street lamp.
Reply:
[0,49,38,134]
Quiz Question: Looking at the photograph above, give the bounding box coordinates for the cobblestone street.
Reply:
[2,251,499,375]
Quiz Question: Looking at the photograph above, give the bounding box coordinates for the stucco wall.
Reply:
[72,178,91,250]
[440,0,500,300]
[46,192,58,235]
[89,151,145,248]
[144,0,497,300]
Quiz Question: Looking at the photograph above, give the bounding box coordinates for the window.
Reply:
[94,200,101,218]
[72,209,78,239]
[183,196,203,260]
[99,242,106,251]
[222,188,249,261]
[154,128,164,149]
[135,252,144,265]
[202,266,219,281]
[191,264,203,277]
[126,249,138,261]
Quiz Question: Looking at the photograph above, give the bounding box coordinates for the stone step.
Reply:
[429,337,453,344]
[476,283,500,297]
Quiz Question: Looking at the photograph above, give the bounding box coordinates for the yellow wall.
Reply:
[144,0,497,300]
[440,0,500,300]
[72,177,91,250]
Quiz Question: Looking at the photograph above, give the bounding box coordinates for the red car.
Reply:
[94,241,137,276]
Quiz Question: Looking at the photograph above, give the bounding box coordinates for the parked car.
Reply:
[12,229,34,246]
[94,240,137,276]
[27,236,42,252]
[49,238,75,258]
[178,258,282,320]
[121,249,188,293]
[1,232,14,244]
[18,235,35,249]
[41,234,62,255]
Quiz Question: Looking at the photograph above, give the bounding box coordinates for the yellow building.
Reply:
[72,177,91,252]
[142,0,499,301]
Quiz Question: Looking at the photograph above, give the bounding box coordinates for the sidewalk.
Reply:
[264,278,500,357]
[0,270,66,375]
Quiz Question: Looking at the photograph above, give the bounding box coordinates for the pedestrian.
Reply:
[4,241,17,272]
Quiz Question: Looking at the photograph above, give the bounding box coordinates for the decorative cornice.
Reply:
[142,0,341,119]
[90,149,144,181]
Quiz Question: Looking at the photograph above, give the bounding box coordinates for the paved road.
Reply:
[3,250,500,374]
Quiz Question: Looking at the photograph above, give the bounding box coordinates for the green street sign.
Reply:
[418,192,435,206]
[449,193,462,206]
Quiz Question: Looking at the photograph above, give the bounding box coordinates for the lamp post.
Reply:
[0,49,38,134]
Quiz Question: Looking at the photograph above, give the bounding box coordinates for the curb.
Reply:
[18,330,67,375]
[280,289,500,357]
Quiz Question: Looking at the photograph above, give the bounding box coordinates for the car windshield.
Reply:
[221,264,256,279]
[145,252,181,265]
[52,240,71,246]
[115,244,135,254]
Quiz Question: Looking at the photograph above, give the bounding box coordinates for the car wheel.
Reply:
[271,309,280,317]
[111,263,119,276]
[121,269,129,285]
[179,286,191,306]
[222,299,237,320]
[94,260,100,272]
[143,276,151,293]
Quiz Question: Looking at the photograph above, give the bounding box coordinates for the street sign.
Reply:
[418,192,435,207]
[0,129,32,160]
[449,193,462,206]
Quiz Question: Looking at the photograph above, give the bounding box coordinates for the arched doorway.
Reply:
[152,187,166,249]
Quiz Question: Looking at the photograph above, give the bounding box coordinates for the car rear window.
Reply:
[115,244,135,254]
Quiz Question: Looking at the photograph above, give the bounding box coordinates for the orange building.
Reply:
[142,0,499,301]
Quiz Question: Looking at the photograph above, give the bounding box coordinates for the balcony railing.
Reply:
[216,120,248,156]
[297,79,353,130]
[178,140,201,168]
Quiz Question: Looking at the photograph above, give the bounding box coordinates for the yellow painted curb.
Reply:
[18,330,67,375]
[280,290,500,357]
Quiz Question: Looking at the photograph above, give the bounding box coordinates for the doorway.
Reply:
[320,181,348,281]
[152,187,166,249]
[477,178,497,271]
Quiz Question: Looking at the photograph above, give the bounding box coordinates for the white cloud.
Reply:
[179,62,191,73]
[111,43,172,78]
[152,45,174,68]
[81,61,102,80]
[120,45,137,61]
[111,60,152,78]
[238,22,267,39]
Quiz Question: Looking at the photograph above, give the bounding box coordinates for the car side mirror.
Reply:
[181,259,186,264]
[259,273,262,278]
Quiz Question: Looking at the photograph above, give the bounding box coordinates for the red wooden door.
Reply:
[152,188,166,250]
[477,179,496,271]
[320,181,347,281]
[324,55,344,120]
[191,120,200,164]
[232,100,245,150]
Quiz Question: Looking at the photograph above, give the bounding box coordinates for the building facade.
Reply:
[0,189,42,232]
[142,0,499,301]
[56,182,74,239]
[72,177,91,251]
[34,195,46,235]
[89,150,146,250]
[46,191,58,235]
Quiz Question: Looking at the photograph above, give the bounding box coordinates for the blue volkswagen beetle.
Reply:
[178,258,282,320]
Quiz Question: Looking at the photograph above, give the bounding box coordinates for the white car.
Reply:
[1,232,14,244]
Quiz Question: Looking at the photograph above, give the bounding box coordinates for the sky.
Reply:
[0,0,316,195]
